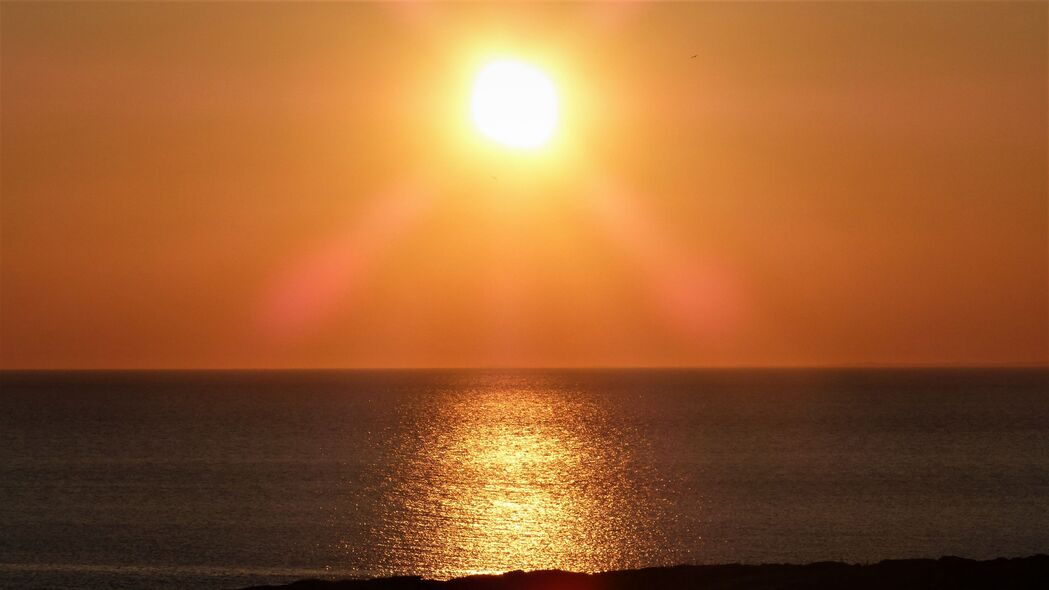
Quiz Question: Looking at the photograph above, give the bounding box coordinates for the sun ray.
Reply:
[256,182,432,342]
[582,177,749,340]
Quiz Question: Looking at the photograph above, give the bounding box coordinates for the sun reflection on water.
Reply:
[349,374,671,578]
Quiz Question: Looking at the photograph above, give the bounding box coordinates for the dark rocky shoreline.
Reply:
[241,555,1049,590]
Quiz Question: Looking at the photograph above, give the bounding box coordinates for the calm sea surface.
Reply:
[1,369,1047,589]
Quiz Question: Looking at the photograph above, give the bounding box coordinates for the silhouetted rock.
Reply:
[238,555,1049,590]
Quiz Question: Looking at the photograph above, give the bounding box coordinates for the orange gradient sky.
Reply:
[2,2,1046,369]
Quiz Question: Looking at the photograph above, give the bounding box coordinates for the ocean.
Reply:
[1,369,1046,589]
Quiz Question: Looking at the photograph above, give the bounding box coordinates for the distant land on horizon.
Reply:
[239,556,1049,590]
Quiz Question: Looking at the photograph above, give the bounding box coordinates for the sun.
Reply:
[470,59,558,150]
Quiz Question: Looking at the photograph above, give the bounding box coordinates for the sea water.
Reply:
[1,369,1046,589]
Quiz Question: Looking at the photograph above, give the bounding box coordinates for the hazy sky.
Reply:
[2,2,1046,369]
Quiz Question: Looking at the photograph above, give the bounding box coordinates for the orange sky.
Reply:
[2,2,1046,369]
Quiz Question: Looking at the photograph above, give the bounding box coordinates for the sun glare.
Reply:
[470,59,558,150]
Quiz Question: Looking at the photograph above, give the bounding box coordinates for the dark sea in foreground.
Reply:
[1,368,1046,590]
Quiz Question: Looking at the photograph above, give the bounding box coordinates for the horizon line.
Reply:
[2,363,1047,373]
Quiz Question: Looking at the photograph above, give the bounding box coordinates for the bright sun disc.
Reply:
[471,60,558,150]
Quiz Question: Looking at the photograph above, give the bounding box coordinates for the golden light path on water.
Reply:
[345,374,674,578]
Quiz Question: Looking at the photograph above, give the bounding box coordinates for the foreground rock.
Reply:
[241,555,1048,590]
